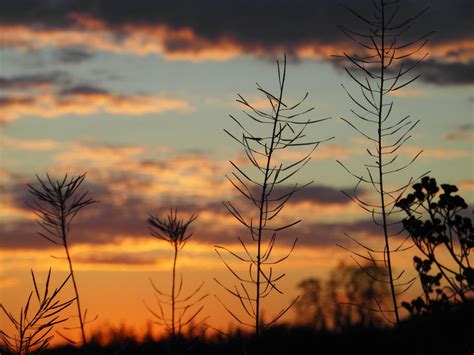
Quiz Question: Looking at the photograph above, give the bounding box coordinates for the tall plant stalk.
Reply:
[336,0,432,324]
[27,173,96,344]
[215,55,332,336]
[145,209,208,339]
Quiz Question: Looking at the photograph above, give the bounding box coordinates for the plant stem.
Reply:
[171,244,178,338]
[377,0,400,325]
[61,204,87,344]
[255,66,286,336]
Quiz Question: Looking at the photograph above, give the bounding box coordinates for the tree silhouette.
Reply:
[296,262,391,331]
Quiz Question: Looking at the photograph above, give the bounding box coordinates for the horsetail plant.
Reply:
[27,173,97,344]
[335,0,432,324]
[0,269,74,354]
[145,209,208,339]
[215,55,333,336]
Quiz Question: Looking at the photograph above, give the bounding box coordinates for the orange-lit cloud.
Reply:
[1,13,473,65]
[400,146,472,159]
[0,201,35,221]
[0,89,192,124]
[443,123,474,142]
[1,136,60,150]
[51,143,233,202]
[458,180,474,191]
[389,88,430,97]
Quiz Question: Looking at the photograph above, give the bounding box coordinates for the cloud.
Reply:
[401,146,472,159]
[0,1,472,84]
[277,145,363,162]
[0,71,68,89]
[74,252,159,267]
[414,59,474,85]
[458,180,474,191]
[443,123,474,142]
[267,185,358,205]
[0,142,374,252]
[388,88,430,97]
[1,136,60,150]
[0,85,192,123]
[54,46,94,64]
[51,143,232,202]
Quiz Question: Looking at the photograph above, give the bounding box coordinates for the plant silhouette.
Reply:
[215,54,333,336]
[145,209,208,340]
[27,173,97,344]
[396,176,473,315]
[335,0,432,324]
[0,269,74,354]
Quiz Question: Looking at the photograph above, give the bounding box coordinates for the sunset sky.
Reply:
[1,0,473,343]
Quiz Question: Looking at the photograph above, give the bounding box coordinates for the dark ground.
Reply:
[3,301,473,355]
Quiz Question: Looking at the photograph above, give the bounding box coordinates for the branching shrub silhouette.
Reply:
[145,209,208,339]
[215,54,332,336]
[0,269,74,354]
[295,262,390,331]
[27,173,97,344]
[396,177,474,315]
[335,0,432,324]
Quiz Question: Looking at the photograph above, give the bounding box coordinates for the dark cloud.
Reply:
[54,47,94,64]
[269,185,356,205]
[416,59,474,85]
[58,84,109,96]
[2,0,470,44]
[0,96,34,106]
[74,253,159,266]
[0,1,472,85]
[0,71,68,89]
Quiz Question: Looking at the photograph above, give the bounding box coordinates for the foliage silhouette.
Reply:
[145,209,208,341]
[215,54,332,336]
[335,0,432,324]
[0,269,74,354]
[396,176,474,315]
[27,173,97,344]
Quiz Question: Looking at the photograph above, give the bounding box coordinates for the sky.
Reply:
[1,0,473,343]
